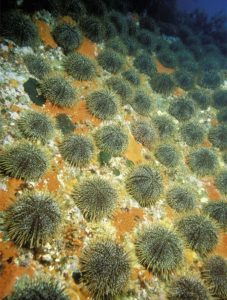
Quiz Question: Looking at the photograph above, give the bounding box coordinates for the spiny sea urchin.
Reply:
[131,120,158,149]
[166,186,196,213]
[79,239,130,299]
[126,165,163,207]
[3,192,61,248]
[136,225,183,279]
[155,144,180,168]
[72,177,118,221]
[203,200,227,230]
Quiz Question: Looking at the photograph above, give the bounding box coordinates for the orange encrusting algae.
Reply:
[214,232,227,258]
[202,178,222,200]
[173,87,186,97]
[0,178,23,211]
[78,37,98,59]
[0,238,34,299]
[113,208,144,241]
[124,134,144,164]
[156,59,175,74]
[35,20,57,48]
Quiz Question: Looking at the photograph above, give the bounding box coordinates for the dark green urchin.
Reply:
[122,36,139,56]
[0,143,48,181]
[155,144,180,168]
[166,186,196,213]
[133,52,156,77]
[106,37,128,55]
[175,70,194,91]
[86,89,119,120]
[108,11,128,35]
[72,177,117,221]
[41,76,77,107]
[3,192,61,248]
[152,115,176,140]
[167,276,209,300]
[176,214,218,256]
[23,54,51,79]
[64,52,96,81]
[180,122,205,146]
[188,147,218,176]
[1,11,39,47]
[18,111,54,144]
[56,0,87,20]
[97,49,124,74]
[217,108,227,123]
[126,165,163,207]
[131,120,158,150]
[212,89,227,109]
[79,239,130,299]
[223,152,227,164]
[79,15,105,43]
[157,49,177,68]
[215,170,227,195]
[102,17,117,40]
[168,98,195,122]
[189,89,211,110]
[136,225,183,278]
[137,29,157,52]
[94,125,128,156]
[122,69,140,86]
[130,90,153,116]
[202,255,227,300]
[208,124,227,150]
[105,77,133,105]
[59,134,94,167]
[7,276,69,300]
[149,73,175,95]
[52,23,82,53]
[199,71,223,89]
[180,60,198,74]
[203,200,227,230]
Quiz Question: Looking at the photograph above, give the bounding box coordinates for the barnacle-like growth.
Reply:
[208,124,227,150]
[212,89,227,109]
[59,134,94,167]
[41,76,77,107]
[7,276,69,300]
[189,89,211,110]
[199,71,223,89]
[149,73,175,95]
[86,89,118,120]
[1,11,39,47]
[105,77,132,105]
[53,23,82,52]
[3,192,61,248]
[72,177,117,221]
[0,143,48,181]
[18,111,54,144]
[94,125,128,156]
[64,52,96,80]
[155,144,180,168]
[169,98,195,122]
[126,165,163,207]
[23,54,51,79]
[122,69,140,85]
[215,170,227,195]
[131,120,158,149]
[176,214,218,256]
[79,15,105,43]
[97,49,124,74]
[79,239,130,299]
[167,276,209,300]
[175,70,194,90]
[133,52,156,77]
[202,255,227,299]
[167,186,195,212]
[203,200,227,229]
[152,115,176,139]
[188,147,218,176]
[180,122,205,146]
[130,90,153,116]
[136,225,183,278]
